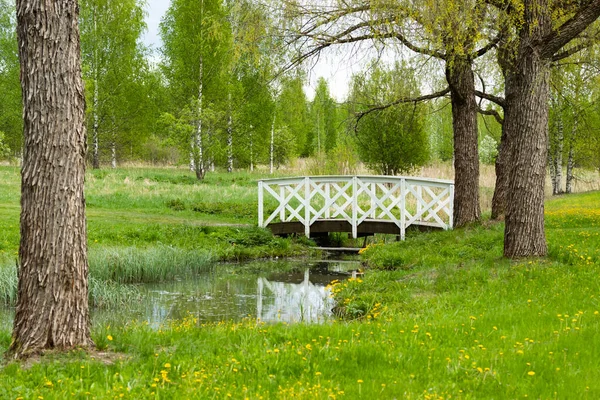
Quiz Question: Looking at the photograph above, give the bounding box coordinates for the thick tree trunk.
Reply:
[503,47,550,258]
[11,0,93,358]
[446,58,481,227]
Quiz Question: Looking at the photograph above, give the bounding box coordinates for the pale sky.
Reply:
[141,0,373,102]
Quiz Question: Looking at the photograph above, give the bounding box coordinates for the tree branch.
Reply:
[354,87,451,130]
[478,107,504,125]
[475,90,506,108]
[541,0,600,59]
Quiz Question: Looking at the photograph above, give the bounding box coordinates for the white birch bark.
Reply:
[566,118,577,194]
[227,91,233,173]
[270,115,275,174]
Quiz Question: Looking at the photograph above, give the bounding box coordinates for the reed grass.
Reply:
[89,246,214,284]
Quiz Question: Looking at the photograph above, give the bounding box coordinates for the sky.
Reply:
[141,0,373,101]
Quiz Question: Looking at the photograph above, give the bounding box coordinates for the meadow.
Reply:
[0,165,599,398]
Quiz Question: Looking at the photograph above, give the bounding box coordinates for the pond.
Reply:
[0,259,359,331]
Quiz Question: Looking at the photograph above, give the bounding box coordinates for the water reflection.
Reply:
[0,260,360,329]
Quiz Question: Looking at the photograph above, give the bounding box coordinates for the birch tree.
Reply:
[160,0,231,179]
[79,0,148,169]
[10,0,93,358]
[0,1,22,156]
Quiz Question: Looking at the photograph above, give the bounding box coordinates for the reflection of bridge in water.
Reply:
[257,267,355,323]
[258,176,454,240]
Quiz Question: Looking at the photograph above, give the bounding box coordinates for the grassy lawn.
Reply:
[0,166,599,398]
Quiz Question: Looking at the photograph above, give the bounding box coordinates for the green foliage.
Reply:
[0,1,22,156]
[479,134,498,165]
[277,74,313,157]
[350,62,430,174]
[0,131,10,159]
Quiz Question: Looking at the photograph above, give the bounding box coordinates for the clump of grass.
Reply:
[88,277,142,309]
[0,262,17,306]
[89,246,215,284]
[0,264,140,309]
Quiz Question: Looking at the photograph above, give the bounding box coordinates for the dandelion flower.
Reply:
[528,371,535,376]
[106,335,113,341]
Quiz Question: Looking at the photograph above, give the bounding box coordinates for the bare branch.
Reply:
[478,107,504,125]
[475,90,506,108]
[354,87,451,131]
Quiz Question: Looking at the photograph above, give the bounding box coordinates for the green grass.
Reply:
[1,166,600,398]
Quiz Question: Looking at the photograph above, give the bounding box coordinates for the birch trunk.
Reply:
[92,8,100,170]
[270,115,275,174]
[227,91,233,173]
[11,0,93,358]
[552,114,564,195]
[566,118,577,193]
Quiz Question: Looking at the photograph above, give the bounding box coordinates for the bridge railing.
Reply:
[258,175,454,239]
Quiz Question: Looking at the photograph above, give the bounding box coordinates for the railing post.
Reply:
[449,184,455,229]
[304,177,311,237]
[417,185,423,221]
[352,176,358,239]
[325,183,330,219]
[400,178,406,240]
[258,181,264,228]
[370,182,376,219]
[279,185,285,222]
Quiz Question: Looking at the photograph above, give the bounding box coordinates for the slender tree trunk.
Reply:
[111,139,117,169]
[11,0,93,358]
[270,115,275,175]
[503,38,550,257]
[566,118,577,193]
[92,8,100,170]
[446,57,481,227]
[249,126,254,172]
[552,114,564,195]
[194,61,205,180]
[227,91,233,173]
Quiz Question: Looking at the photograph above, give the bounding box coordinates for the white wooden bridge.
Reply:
[258,176,454,240]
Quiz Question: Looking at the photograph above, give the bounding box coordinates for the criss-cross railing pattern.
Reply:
[258,176,454,239]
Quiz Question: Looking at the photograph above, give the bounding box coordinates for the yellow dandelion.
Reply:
[106,335,113,341]
[528,371,535,376]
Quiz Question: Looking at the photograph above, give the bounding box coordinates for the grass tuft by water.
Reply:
[89,246,215,284]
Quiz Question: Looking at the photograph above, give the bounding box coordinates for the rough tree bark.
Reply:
[446,57,481,227]
[503,0,600,258]
[10,0,94,358]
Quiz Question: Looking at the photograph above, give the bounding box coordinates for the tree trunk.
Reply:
[194,61,205,180]
[111,139,117,169]
[446,57,481,227]
[491,124,509,220]
[11,0,93,358]
[566,118,577,193]
[503,40,550,258]
[270,115,275,175]
[551,113,564,195]
[92,6,99,170]
[227,91,233,173]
